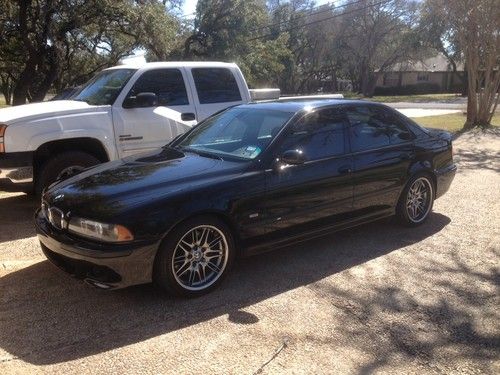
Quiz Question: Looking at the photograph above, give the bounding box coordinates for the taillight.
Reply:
[0,124,6,153]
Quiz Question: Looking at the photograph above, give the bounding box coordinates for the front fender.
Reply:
[4,108,117,159]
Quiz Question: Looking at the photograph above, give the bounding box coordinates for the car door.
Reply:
[346,105,415,213]
[261,107,353,235]
[112,68,197,158]
[187,67,246,122]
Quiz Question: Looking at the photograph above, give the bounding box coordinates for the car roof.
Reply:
[239,99,383,112]
[105,61,239,70]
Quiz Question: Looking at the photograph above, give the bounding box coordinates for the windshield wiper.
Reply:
[181,147,223,160]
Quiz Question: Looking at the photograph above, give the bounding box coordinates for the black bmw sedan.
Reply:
[36,100,456,296]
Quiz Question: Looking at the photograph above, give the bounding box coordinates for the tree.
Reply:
[338,0,423,97]
[426,0,500,129]
[0,0,180,105]
[183,0,290,87]
[418,0,466,94]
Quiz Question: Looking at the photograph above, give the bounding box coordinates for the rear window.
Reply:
[192,68,242,104]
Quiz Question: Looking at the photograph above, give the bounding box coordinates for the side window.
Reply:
[280,108,346,161]
[126,69,189,106]
[372,108,413,144]
[192,68,242,104]
[346,106,391,152]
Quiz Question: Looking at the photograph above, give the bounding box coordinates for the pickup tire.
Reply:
[36,151,100,195]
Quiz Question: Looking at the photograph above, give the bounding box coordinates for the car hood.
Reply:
[0,100,104,125]
[44,147,244,218]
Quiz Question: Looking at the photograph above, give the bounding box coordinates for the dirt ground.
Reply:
[0,130,499,374]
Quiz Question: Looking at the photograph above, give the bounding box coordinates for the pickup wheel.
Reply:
[36,151,100,195]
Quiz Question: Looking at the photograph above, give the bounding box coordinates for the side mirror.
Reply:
[136,92,158,107]
[280,149,305,165]
[124,92,158,108]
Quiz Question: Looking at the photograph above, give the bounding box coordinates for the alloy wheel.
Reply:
[171,225,229,291]
[406,177,433,223]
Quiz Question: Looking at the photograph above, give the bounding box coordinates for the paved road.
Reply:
[387,101,466,110]
[0,130,499,374]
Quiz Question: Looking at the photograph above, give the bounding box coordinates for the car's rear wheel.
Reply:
[36,151,100,195]
[396,174,434,226]
[153,216,235,297]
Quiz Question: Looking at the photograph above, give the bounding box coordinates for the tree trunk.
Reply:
[0,76,13,105]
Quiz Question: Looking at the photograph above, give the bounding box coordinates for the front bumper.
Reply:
[435,163,457,199]
[35,209,158,289]
[0,151,34,191]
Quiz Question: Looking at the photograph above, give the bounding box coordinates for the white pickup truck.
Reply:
[0,61,280,194]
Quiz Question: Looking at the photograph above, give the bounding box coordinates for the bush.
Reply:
[374,83,441,96]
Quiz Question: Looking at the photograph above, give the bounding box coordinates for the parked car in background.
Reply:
[36,99,456,297]
[0,61,279,194]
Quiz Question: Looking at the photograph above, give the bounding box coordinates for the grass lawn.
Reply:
[342,92,461,103]
[0,97,8,108]
[410,113,500,132]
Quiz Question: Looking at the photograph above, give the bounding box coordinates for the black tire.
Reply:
[36,151,100,195]
[153,216,235,297]
[396,173,435,227]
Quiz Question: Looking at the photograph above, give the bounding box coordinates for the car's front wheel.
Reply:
[396,174,434,226]
[153,216,235,297]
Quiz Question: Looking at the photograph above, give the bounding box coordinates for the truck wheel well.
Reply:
[34,138,109,175]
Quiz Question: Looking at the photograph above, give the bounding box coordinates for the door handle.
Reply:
[181,112,196,121]
[338,165,352,175]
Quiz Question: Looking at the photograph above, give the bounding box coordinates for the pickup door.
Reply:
[112,66,248,158]
[112,68,197,158]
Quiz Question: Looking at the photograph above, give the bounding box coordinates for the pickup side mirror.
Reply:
[136,92,158,107]
[123,92,158,108]
[280,149,305,165]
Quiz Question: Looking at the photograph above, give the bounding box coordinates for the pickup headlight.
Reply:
[67,216,134,243]
[0,124,6,153]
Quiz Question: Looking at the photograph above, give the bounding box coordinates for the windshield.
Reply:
[73,68,136,105]
[178,107,295,160]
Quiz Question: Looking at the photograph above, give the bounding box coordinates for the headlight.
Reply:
[67,216,134,243]
[0,124,7,153]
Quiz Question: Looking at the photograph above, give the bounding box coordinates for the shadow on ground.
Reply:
[0,213,463,366]
[0,193,37,243]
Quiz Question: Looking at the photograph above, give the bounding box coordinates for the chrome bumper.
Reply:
[0,166,33,183]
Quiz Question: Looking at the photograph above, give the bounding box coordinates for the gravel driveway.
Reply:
[0,130,499,374]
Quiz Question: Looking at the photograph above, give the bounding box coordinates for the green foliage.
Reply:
[238,34,292,88]
[0,0,460,105]
[0,0,182,104]
[183,0,290,87]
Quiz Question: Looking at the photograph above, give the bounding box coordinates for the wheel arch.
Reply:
[408,162,437,195]
[33,137,110,177]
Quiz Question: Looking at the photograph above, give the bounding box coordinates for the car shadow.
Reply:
[0,212,451,365]
[0,193,37,243]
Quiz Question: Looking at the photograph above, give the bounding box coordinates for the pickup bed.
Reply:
[0,62,280,194]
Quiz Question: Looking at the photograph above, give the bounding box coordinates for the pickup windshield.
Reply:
[178,107,295,160]
[73,69,136,105]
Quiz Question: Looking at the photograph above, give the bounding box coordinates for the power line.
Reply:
[247,0,392,42]
[249,0,372,34]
